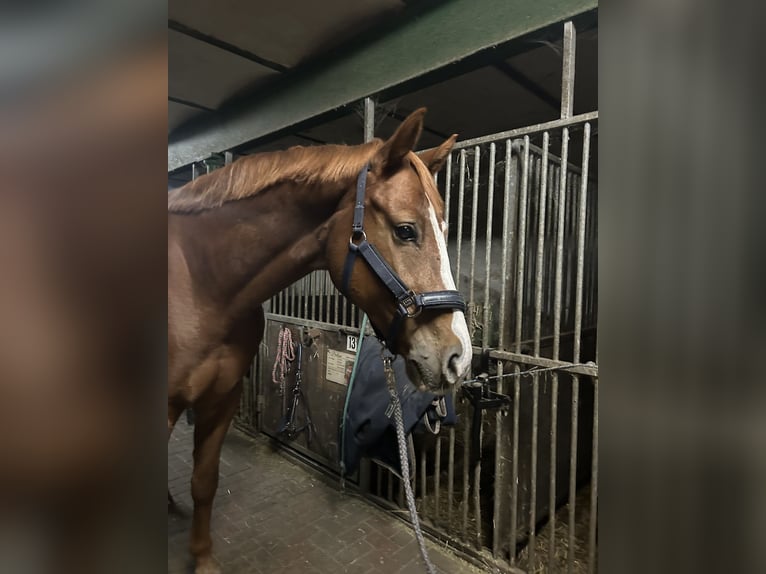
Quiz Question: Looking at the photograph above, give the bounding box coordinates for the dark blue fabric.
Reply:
[341,337,457,474]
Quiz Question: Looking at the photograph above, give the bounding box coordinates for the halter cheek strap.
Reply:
[341,163,466,350]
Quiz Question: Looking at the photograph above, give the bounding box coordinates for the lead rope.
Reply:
[383,354,438,574]
[271,326,295,415]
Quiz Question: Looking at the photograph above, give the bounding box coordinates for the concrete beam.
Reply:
[168,0,597,171]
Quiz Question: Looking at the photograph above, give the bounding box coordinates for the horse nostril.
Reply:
[443,345,464,383]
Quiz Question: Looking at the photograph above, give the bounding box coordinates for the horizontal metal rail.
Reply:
[473,346,598,378]
[445,111,598,152]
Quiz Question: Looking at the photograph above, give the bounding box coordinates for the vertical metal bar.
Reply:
[573,123,591,363]
[302,275,309,319]
[473,442,482,550]
[455,150,467,288]
[492,360,504,557]
[528,372,540,570]
[387,468,394,502]
[434,437,442,520]
[482,143,496,349]
[448,427,455,522]
[224,151,233,165]
[509,365,521,566]
[561,21,576,120]
[333,284,339,325]
[285,281,291,317]
[462,415,470,538]
[309,272,316,322]
[567,375,580,574]
[588,377,599,574]
[498,141,513,350]
[444,153,453,227]
[420,448,427,519]
[469,146,481,315]
[323,272,330,323]
[191,162,199,180]
[549,371,559,571]
[533,133,550,356]
[363,97,375,142]
[514,137,530,352]
[553,128,570,360]
[545,165,557,324]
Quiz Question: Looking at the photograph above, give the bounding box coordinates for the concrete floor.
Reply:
[168,418,484,573]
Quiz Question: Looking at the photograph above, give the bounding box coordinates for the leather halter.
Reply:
[341,163,466,350]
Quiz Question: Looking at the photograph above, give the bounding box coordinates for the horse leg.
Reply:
[168,402,183,510]
[189,382,242,574]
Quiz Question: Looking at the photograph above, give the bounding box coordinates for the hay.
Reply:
[517,488,595,573]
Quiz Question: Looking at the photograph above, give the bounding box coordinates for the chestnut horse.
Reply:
[168,109,472,573]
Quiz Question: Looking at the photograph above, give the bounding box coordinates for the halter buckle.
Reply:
[397,291,422,318]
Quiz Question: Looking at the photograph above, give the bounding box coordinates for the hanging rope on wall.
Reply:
[272,326,295,414]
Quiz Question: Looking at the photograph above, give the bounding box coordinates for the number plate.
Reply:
[346,335,358,352]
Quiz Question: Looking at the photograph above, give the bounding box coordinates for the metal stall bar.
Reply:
[420,448,427,520]
[527,132,549,570]
[567,372,580,574]
[482,143,496,349]
[492,139,513,557]
[553,128,570,360]
[528,371,540,571]
[497,139,514,349]
[448,426,456,522]
[509,365,521,567]
[469,146,481,338]
[534,132,550,356]
[549,125,569,570]
[588,377,599,574]
[561,21,576,120]
[434,436,442,519]
[548,372,560,571]
[514,137,531,352]
[573,123,591,363]
[333,282,339,325]
[462,414,470,538]
[566,122,590,574]
[455,150,467,288]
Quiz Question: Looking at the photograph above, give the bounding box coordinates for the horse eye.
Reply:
[394,224,417,242]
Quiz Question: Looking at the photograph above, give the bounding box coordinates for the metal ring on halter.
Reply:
[397,292,422,318]
[348,230,367,248]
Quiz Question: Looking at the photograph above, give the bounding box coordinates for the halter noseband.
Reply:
[341,163,466,350]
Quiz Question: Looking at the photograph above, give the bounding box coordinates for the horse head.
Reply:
[326,108,472,394]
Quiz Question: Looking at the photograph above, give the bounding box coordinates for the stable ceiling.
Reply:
[168,1,597,185]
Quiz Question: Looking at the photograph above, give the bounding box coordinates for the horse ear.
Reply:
[418,134,458,175]
[377,108,425,171]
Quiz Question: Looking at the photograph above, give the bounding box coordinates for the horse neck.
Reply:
[171,178,348,319]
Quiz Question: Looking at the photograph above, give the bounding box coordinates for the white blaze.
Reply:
[425,196,473,380]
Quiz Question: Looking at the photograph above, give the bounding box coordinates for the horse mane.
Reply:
[168,140,383,213]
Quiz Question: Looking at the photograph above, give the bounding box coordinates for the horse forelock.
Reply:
[167,140,384,213]
[407,151,445,221]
